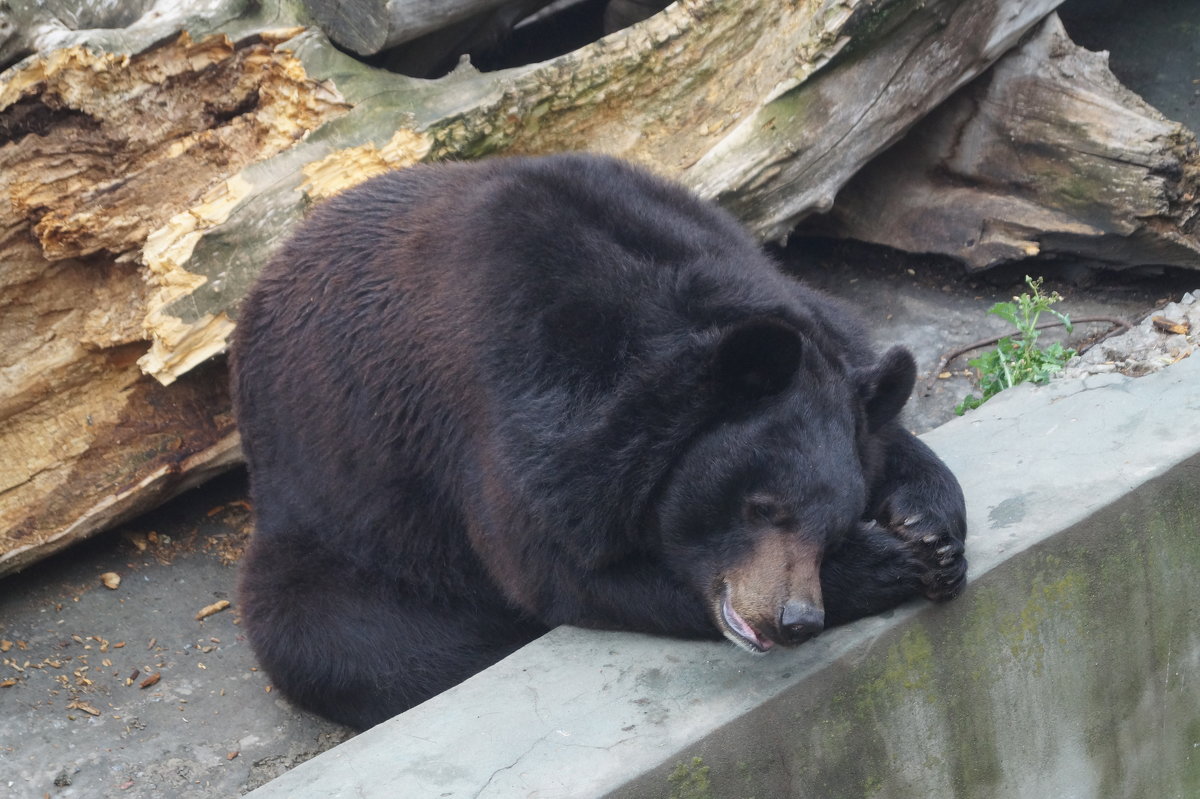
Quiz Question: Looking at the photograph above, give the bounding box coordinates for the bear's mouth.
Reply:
[717,583,774,654]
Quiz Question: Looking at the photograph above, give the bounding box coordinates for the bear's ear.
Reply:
[857,346,916,431]
[712,318,802,402]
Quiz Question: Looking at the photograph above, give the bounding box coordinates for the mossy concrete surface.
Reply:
[247,355,1200,799]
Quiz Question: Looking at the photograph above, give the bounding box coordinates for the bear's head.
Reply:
[654,317,916,652]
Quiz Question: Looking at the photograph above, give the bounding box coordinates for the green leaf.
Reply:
[988,302,1019,327]
[953,276,1076,415]
[954,394,984,415]
[1048,308,1074,334]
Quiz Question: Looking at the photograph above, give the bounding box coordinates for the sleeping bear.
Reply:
[231,153,967,730]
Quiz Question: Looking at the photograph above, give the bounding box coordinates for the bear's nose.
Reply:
[777,600,824,645]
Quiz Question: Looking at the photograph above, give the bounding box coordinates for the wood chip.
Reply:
[67,699,101,716]
[0,678,17,687]
[1152,316,1190,336]
[139,672,161,689]
[195,599,231,621]
[226,751,239,761]
[100,572,121,590]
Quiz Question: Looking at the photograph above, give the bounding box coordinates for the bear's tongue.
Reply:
[721,592,773,652]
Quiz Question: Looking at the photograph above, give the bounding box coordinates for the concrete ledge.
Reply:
[247,356,1200,798]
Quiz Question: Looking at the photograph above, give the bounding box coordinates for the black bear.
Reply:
[232,153,966,730]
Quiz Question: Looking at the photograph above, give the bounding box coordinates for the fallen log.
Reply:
[0,0,1062,575]
[0,29,349,574]
[804,14,1200,270]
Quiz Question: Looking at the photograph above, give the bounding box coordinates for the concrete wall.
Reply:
[247,355,1200,799]
[619,460,1200,798]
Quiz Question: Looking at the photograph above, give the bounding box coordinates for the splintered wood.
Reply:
[1152,316,1191,336]
[0,30,347,577]
[66,699,102,716]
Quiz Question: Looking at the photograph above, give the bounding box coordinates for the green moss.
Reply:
[855,626,937,717]
[1184,718,1200,787]
[996,569,1085,670]
[861,774,886,796]
[667,757,712,799]
[830,0,926,63]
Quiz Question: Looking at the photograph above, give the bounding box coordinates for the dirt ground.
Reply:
[0,472,352,799]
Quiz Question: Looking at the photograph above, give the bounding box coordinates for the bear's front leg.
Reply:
[820,518,928,625]
[868,422,967,603]
[821,424,968,628]
[532,555,721,641]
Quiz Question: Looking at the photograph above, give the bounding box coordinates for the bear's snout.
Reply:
[778,599,825,646]
[716,533,825,653]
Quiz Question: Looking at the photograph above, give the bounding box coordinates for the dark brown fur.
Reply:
[231,154,967,728]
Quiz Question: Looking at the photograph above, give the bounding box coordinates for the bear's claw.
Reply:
[880,503,967,603]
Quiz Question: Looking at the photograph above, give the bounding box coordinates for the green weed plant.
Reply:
[955,276,1076,414]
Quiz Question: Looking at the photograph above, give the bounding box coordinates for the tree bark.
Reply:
[0,27,349,575]
[0,0,1064,575]
[804,14,1200,270]
[138,0,1064,383]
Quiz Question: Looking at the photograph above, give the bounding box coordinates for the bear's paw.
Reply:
[878,497,967,603]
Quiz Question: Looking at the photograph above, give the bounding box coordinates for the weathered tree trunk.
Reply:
[804,14,1200,270]
[0,28,349,574]
[299,0,549,56]
[0,0,156,65]
[1,0,1067,575]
